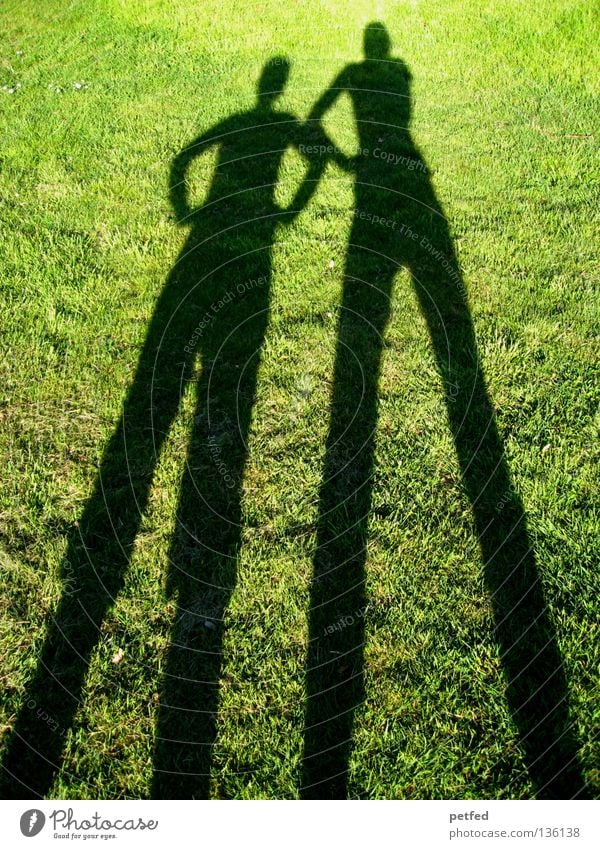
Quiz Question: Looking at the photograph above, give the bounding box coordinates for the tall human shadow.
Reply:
[0,58,322,800]
[300,23,588,799]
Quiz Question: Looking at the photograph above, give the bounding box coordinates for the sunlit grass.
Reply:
[0,0,598,798]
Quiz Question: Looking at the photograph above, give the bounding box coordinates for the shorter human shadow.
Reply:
[0,57,323,800]
[300,22,589,800]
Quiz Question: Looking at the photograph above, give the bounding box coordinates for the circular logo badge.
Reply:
[20,810,46,837]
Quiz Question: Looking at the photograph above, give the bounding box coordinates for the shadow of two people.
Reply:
[0,22,588,800]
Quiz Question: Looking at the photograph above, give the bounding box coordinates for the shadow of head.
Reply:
[364,21,392,60]
[257,56,291,107]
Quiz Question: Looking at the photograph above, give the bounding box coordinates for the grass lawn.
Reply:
[0,0,598,799]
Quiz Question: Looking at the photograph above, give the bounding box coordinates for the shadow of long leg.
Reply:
[409,232,588,798]
[0,267,196,799]
[301,247,394,799]
[152,271,270,799]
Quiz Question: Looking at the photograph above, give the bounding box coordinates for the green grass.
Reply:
[0,0,598,799]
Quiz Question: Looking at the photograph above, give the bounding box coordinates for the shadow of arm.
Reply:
[169,128,220,224]
[306,69,354,173]
[308,69,348,122]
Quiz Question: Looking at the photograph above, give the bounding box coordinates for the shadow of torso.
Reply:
[339,58,446,270]
[163,106,301,363]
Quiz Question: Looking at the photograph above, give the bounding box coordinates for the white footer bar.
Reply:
[1,799,597,848]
